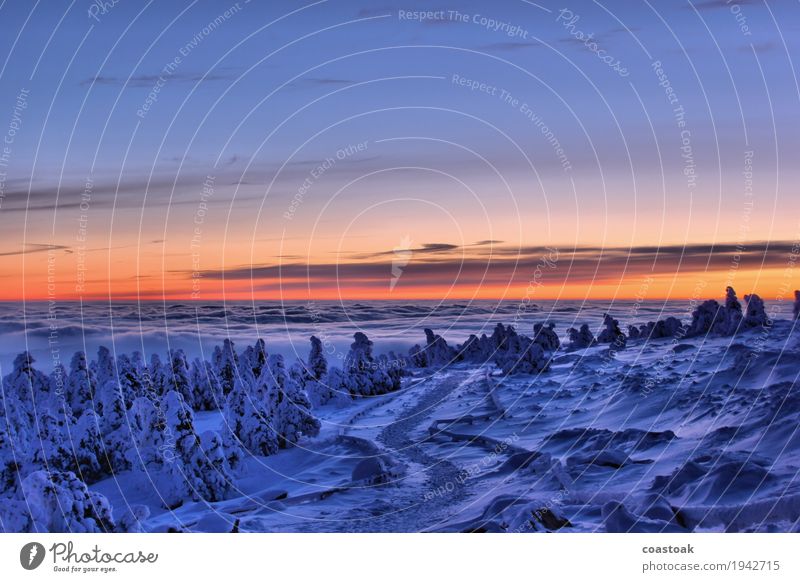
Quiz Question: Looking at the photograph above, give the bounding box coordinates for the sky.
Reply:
[0,0,798,302]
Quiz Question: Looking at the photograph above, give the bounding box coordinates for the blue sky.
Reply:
[0,0,798,300]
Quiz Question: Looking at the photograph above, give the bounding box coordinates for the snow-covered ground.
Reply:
[88,318,800,533]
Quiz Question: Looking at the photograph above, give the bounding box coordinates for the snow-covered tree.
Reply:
[421,328,458,366]
[148,353,168,398]
[0,426,23,494]
[308,336,327,380]
[223,376,278,460]
[240,338,268,380]
[723,286,744,330]
[189,358,223,410]
[263,355,320,448]
[159,391,231,507]
[98,381,133,474]
[686,299,722,337]
[165,349,192,406]
[744,293,769,328]
[65,352,96,417]
[116,353,144,405]
[18,470,115,533]
[94,346,116,391]
[69,410,105,482]
[6,352,49,406]
[304,336,340,406]
[455,334,487,363]
[568,324,595,348]
[597,314,626,349]
[128,396,166,468]
[213,339,239,397]
[533,322,561,351]
[496,337,548,375]
[343,332,395,396]
[115,505,150,533]
[634,317,684,340]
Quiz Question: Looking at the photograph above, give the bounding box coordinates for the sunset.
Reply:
[1,0,799,574]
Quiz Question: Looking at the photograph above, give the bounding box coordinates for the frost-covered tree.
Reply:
[496,337,548,375]
[94,346,116,391]
[148,353,168,398]
[635,317,684,340]
[159,391,231,507]
[223,376,278,460]
[98,381,133,474]
[213,339,239,397]
[597,314,626,349]
[686,299,723,337]
[0,426,22,493]
[421,328,458,366]
[304,336,340,406]
[65,352,96,417]
[308,336,327,380]
[687,288,768,336]
[568,324,595,348]
[240,338,268,380]
[6,352,50,405]
[378,352,405,390]
[533,322,560,351]
[69,410,105,482]
[165,349,192,406]
[263,355,320,448]
[115,353,144,405]
[455,334,487,363]
[743,293,769,328]
[723,286,744,328]
[408,343,428,367]
[128,396,166,468]
[29,396,71,473]
[17,470,115,533]
[343,332,395,396]
[1,354,40,441]
[318,366,348,405]
[189,358,223,410]
[115,504,150,533]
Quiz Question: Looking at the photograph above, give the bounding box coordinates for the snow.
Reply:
[2,292,800,532]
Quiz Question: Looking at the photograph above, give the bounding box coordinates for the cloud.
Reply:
[357,6,395,17]
[293,77,354,86]
[477,41,543,51]
[742,42,777,53]
[691,0,761,10]
[80,70,237,88]
[0,243,70,257]
[188,241,799,292]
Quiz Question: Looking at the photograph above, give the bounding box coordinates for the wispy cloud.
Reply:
[190,241,799,290]
[80,70,238,87]
[0,243,70,257]
[477,41,543,52]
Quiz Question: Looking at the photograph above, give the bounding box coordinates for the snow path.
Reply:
[329,368,482,531]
